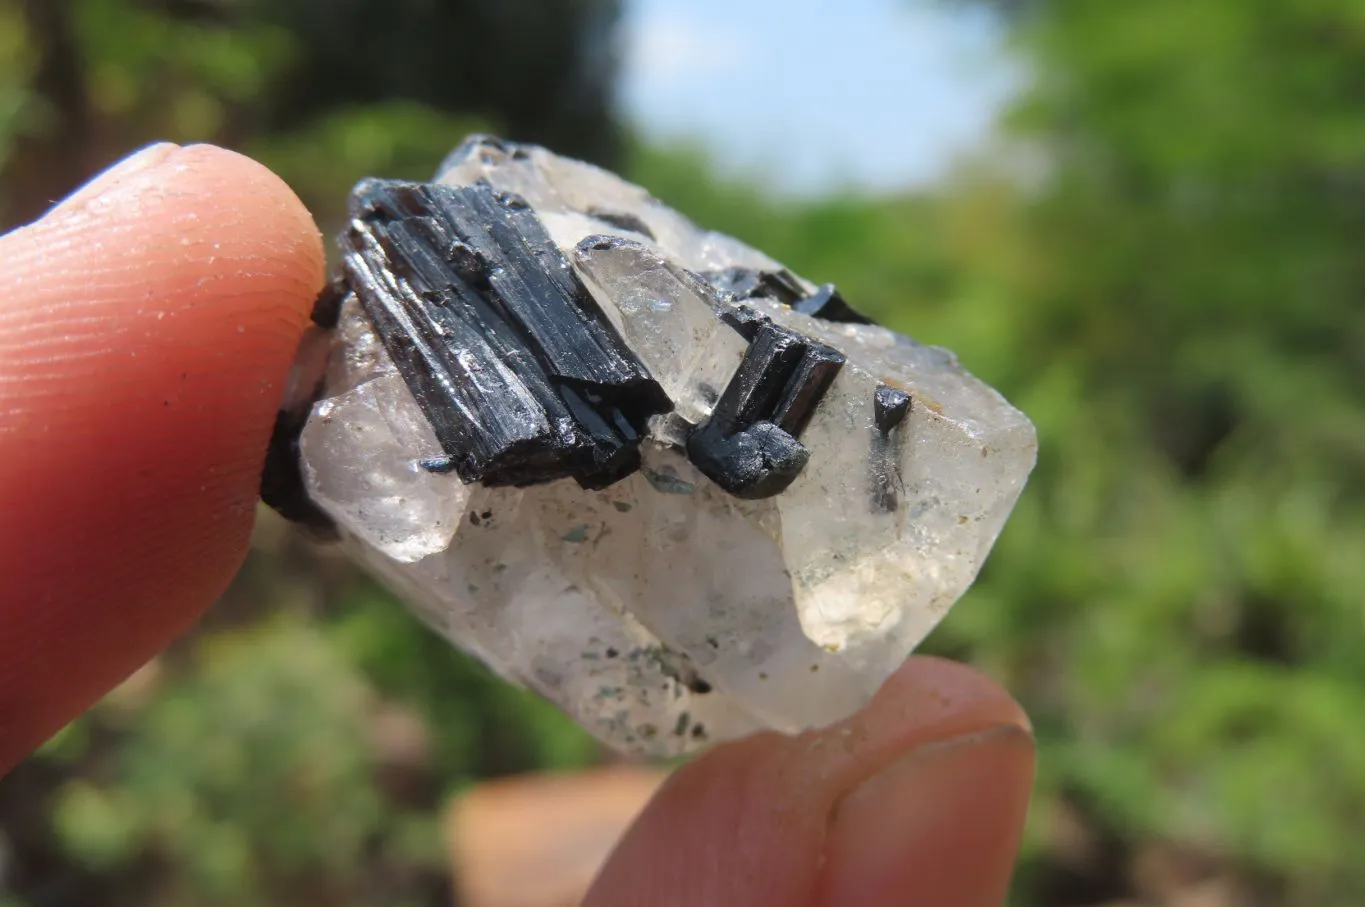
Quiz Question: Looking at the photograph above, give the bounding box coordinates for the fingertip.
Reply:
[816,722,1035,906]
[157,143,325,288]
[0,143,324,772]
[16,142,325,304]
[862,655,1032,749]
[586,657,1034,907]
[56,142,181,207]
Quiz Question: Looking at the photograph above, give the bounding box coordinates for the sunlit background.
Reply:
[620,0,1013,194]
[2,1,1363,905]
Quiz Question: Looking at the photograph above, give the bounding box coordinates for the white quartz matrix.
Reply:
[299,139,1037,756]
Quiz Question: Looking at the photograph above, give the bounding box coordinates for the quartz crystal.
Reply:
[289,135,1037,757]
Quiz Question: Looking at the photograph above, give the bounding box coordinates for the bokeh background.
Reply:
[2,1,1363,905]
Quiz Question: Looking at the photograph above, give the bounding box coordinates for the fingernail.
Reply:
[59,143,181,208]
[818,724,1035,907]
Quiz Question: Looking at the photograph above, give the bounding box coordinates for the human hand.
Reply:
[0,145,1035,907]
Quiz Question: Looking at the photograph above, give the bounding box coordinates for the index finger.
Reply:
[0,144,324,773]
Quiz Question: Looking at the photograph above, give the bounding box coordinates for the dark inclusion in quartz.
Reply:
[870,383,913,512]
[335,174,863,498]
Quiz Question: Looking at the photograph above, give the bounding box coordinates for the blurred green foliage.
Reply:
[1,1,1361,905]
[932,3,1365,903]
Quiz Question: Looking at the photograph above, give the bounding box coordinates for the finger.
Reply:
[0,143,324,773]
[586,656,1034,907]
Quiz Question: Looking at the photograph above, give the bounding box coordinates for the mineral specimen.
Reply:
[282,135,1037,757]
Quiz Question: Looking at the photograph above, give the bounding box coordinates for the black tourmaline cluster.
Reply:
[342,180,670,489]
[336,174,864,499]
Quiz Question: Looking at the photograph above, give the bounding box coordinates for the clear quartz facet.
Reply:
[299,139,1038,756]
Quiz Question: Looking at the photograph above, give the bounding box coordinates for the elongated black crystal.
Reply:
[704,267,872,325]
[793,284,873,325]
[873,384,912,433]
[341,178,671,488]
[706,266,807,305]
[586,206,656,240]
[687,314,844,498]
[311,277,348,329]
[260,406,339,538]
[870,383,912,511]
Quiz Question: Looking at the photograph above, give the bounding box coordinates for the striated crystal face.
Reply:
[293,136,1037,756]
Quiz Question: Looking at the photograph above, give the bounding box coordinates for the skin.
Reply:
[0,144,1036,907]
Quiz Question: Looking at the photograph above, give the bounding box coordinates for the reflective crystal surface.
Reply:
[296,136,1037,756]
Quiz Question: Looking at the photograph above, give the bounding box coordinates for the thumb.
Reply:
[587,656,1035,907]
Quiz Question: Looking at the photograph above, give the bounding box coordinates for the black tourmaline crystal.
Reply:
[686,306,845,498]
[706,266,873,325]
[341,179,671,489]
